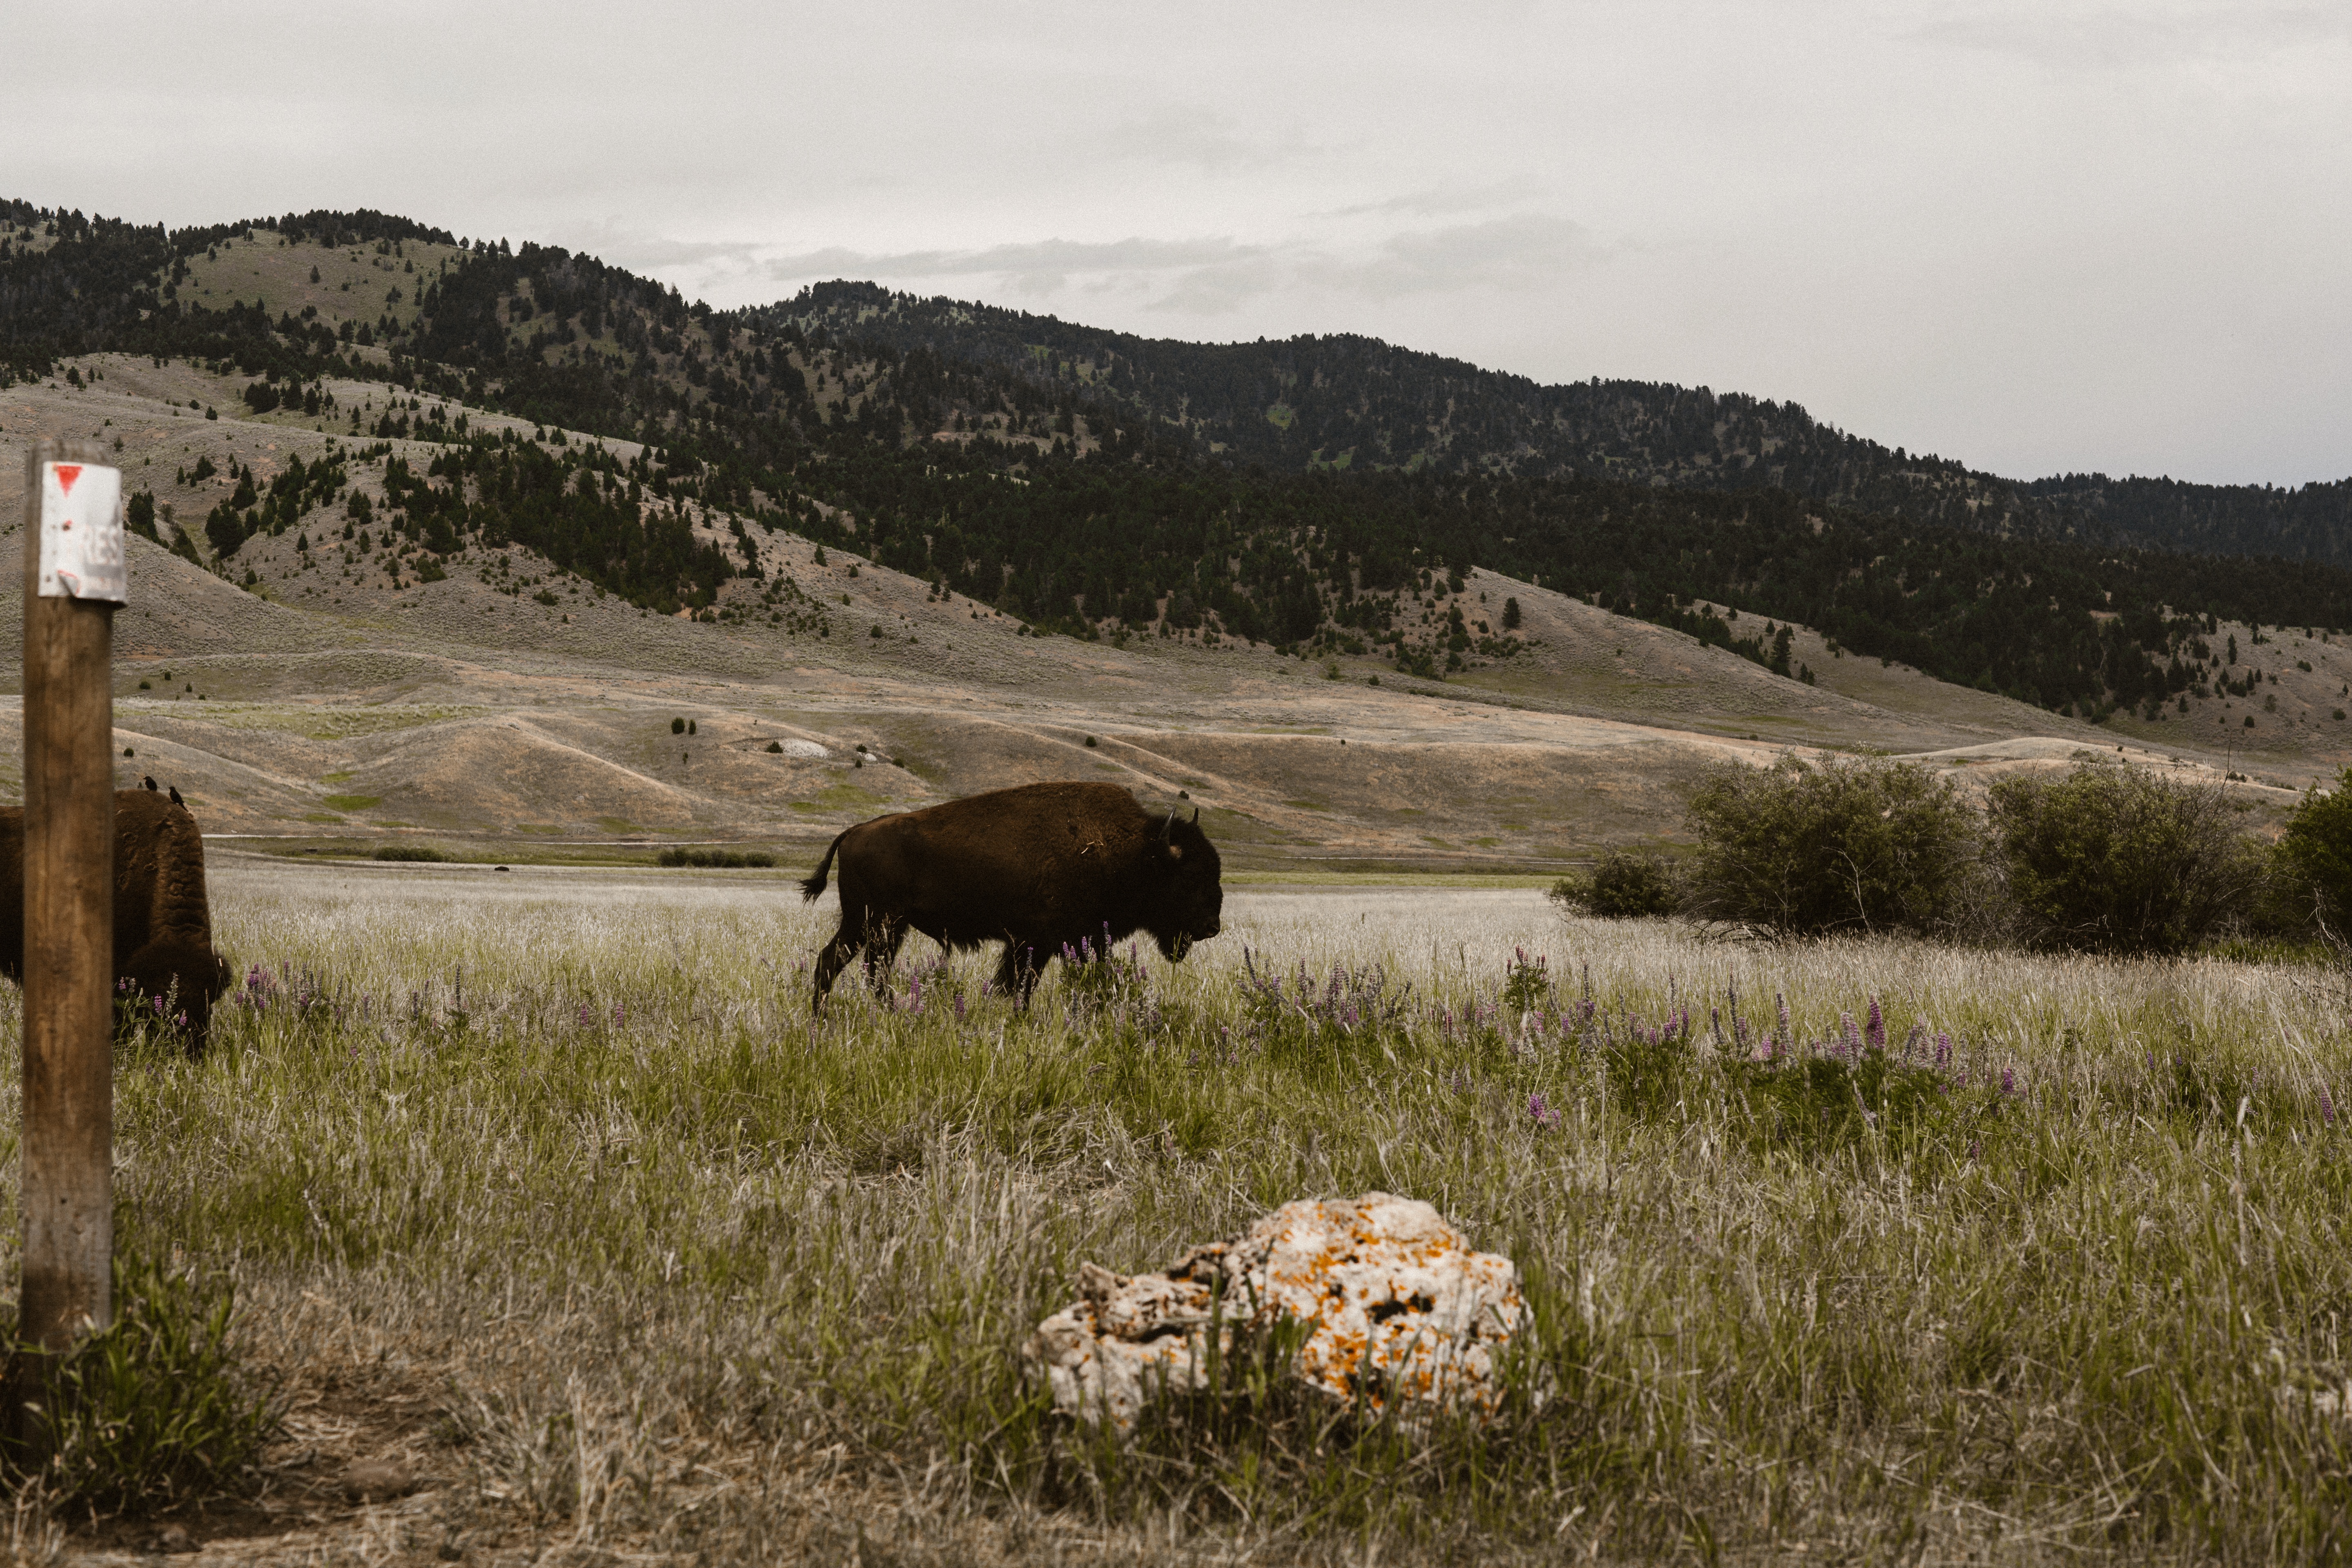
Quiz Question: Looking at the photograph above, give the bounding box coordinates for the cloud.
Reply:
[551,219,771,271]
[735,212,1605,317]
[1324,177,1549,220]
[1103,106,1290,172]
[1907,2,2352,68]
[1336,214,1604,296]
[526,205,1617,330]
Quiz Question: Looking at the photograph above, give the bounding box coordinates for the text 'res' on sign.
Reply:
[38,460,127,604]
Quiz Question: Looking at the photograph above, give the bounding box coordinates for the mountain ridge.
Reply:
[771,279,2352,563]
[7,199,2352,732]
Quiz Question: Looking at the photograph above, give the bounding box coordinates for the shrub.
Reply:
[1549,851,1678,919]
[1988,762,2261,953]
[1681,756,1981,936]
[655,848,777,868]
[3,1253,279,1514]
[2274,768,2352,930]
[372,844,450,863]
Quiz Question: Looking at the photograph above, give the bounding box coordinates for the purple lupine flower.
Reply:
[2001,1066,2016,1095]
[1528,1093,1561,1129]
[954,992,967,1022]
[612,999,626,1027]
[2323,1085,2336,1125]
[577,1003,592,1027]
[1777,992,1792,1034]
[1935,1031,1952,1069]
[1841,1012,1862,1054]
[1865,998,1884,1052]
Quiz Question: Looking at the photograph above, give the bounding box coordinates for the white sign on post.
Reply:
[37,461,127,604]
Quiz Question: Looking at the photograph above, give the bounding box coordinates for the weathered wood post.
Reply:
[18,437,125,1351]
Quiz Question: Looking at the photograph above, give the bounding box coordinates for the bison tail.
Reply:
[800,831,849,903]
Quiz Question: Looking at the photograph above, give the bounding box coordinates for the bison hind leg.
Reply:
[811,922,862,1013]
[862,915,911,994]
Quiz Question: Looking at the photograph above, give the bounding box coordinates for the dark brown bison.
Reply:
[0,788,235,1049]
[800,782,1223,1009]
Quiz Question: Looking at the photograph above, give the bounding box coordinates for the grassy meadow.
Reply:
[7,862,2352,1562]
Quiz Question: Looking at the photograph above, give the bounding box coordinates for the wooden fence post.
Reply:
[18,437,125,1351]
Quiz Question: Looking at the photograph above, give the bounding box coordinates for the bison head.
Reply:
[1148,806,1223,962]
[121,937,234,1054]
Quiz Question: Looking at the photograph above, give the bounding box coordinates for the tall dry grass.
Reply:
[0,860,2345,1562]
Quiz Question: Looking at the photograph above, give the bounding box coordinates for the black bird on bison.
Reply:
[800,782,1223,1010]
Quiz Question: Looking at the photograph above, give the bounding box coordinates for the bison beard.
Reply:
[0,789,235,1051]
[801,782,1223,1011]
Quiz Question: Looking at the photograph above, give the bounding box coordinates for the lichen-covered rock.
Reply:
[1023,1192,1526,1430]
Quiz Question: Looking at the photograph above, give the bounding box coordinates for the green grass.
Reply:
[320,794,381,812]
[20,870,2352,1558]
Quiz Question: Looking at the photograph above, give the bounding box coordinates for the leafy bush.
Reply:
[372,844,449,862]
[1988,762,2260,953]
[3,1254,279,1515]
[655,848,777,868]
[1548,851,1678,919]
[1680,756,1982,936]
[2273,767,2352,931]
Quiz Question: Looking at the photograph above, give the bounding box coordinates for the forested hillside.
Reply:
[776,282,2352,564]
[4,199,2350,722]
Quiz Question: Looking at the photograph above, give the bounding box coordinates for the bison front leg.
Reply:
[991,942,1043,1009]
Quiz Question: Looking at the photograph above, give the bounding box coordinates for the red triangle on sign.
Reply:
[53,465,82,495]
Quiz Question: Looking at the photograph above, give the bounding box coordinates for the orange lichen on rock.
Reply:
[1023,1192,1526,1430]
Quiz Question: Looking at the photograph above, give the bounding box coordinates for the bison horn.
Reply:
[1162,806,1178,841]
[1190,805,1200,825]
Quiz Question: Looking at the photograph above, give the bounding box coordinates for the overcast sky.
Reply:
[16,1,2349,486]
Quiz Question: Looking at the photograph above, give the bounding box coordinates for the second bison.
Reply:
[0,788,235,1050]
[800,782,1223,1009]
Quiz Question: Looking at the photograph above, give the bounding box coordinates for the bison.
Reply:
[0,788,235,1049]
[800,781,1223,1009]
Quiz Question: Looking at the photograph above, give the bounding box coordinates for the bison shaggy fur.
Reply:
[0,788,235,1049]
[800,782,1223,1009]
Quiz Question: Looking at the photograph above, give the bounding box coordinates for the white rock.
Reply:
[777,739,829,759]
[1024,1192,1526,1430]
